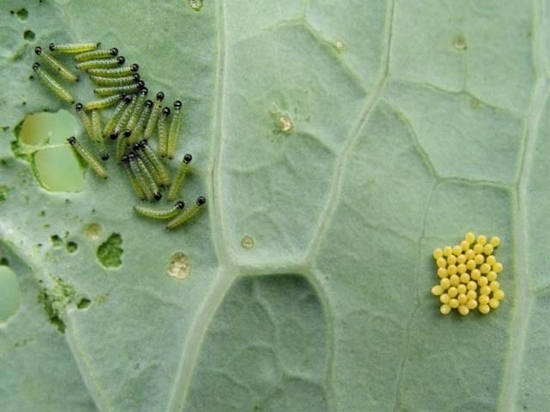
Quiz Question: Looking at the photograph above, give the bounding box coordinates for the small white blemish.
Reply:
[241,235,255,250]
[277,116,293,134]
[86,223,102,240]
[166,252,190,280]
[333,40,345,53]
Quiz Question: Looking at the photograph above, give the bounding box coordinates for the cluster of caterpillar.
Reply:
[31,42,206,229]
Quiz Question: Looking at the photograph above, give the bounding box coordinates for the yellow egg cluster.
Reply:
[431,232,504,315]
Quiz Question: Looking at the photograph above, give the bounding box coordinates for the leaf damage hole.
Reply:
[14,8,29,21]
[96,233,123,268]
[66,241,78,254]
[37,276,75,333]
[76,297,91,309]
[0,184,8,203]
[50,234,63,248]
[0,265,22,323]
[16,110,83,192]
[23,30,35,41]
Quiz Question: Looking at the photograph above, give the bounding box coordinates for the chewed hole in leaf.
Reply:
[15,8,29,21]
[18,110,76,147]
[97,233,123,268]
[37,276,75,333]
[50,234,63,248]
[76,297,91,309]
[66,241,78,254]
[23,30,35,41]
[0,265,22,323]
[33,147,84,192]
[17,110,83,192]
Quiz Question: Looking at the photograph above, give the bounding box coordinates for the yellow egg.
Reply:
[466,260,477,271]
[474,254,485,265]
[433,234,504,316]
[440,304,451,315]
[486,271,497,282]
[478,276,489,286]
[458,305,469,316]
[478,304,490,314]
[480,263,491,274]
[450,275,460,287]
[431,285,444,296]
[493,289,505,300]
[447,255,457,265]
[479,285,491,296]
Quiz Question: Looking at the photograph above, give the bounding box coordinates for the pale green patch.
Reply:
[17,110,84,191]
[0,265,21,323]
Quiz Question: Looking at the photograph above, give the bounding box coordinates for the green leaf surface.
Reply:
[0,0,547,411]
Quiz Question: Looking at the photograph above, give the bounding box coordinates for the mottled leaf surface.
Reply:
[0,1,547,411]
